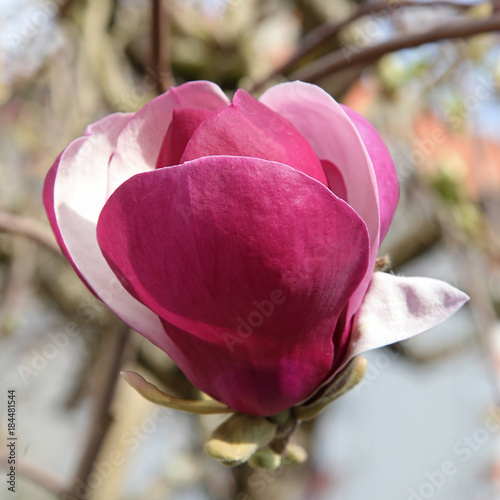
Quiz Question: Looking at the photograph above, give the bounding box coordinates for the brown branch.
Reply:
[151,0,173,94]
[0,210,60,253]
[64,325,131,500]
[59,0,77,18]
[291,14,500,83]
[0,453,65,497]
[251,1,486,92]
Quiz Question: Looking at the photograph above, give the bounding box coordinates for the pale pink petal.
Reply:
[347,272,470,359]
[260,81,380,318]
[43,151,98,293]
[107,81,230,196]
[53,113,170,352]
[97,155,370,415]
[341,105,399,241]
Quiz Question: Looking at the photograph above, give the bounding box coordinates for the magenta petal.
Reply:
[321,159,347,202]
[341,105,399,241]
[97,155,369,415]
[181,90,328,185]
[43,152,68,255]
[156,107,214,168]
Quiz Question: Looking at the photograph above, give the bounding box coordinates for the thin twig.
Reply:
[0,210,60,253]
[291,14,500,83]
[251,0,479,92]
[64,324,131,500]
[0,453,66,497]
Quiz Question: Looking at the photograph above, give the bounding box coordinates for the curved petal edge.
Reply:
[348,272,470,359]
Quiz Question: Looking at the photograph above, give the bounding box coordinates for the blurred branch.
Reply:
[0,238,37,336]
[151,0,174,93]
[291,14,500,83]
[59,0,77,18]
[64,325,131,500]
[442,219,500,404]
[385,216,442,269]
[460,248,499,394]
[0,453,65,497]
[0,210,59,253]
[389,336,477,364]
[83,0,144,111]
[251,0,480,91]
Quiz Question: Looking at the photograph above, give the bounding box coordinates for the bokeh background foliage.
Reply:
[1,0,500,499]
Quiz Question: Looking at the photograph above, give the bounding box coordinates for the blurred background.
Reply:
[1,0,500,499]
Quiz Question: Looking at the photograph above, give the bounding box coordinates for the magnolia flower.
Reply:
[44,80,468,417]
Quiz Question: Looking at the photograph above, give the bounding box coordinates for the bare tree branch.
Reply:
[0,211,59,253]
[251,0,484,92]
[64,325,131,500]
[291,14,500,83]
[0,453,65,497]
[151,0,174,94]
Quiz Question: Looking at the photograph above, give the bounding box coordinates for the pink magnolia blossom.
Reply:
[43,81,468,416]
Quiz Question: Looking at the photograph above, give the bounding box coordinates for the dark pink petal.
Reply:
[260,82,381,321]
[341,105,399,241]
[107,81,230,196]
[156,107,214,168]
[321,160,347,201]
[180,90,328,186]
[328,304,352,374]
[43,152,68,255]
[97,155,369,415]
